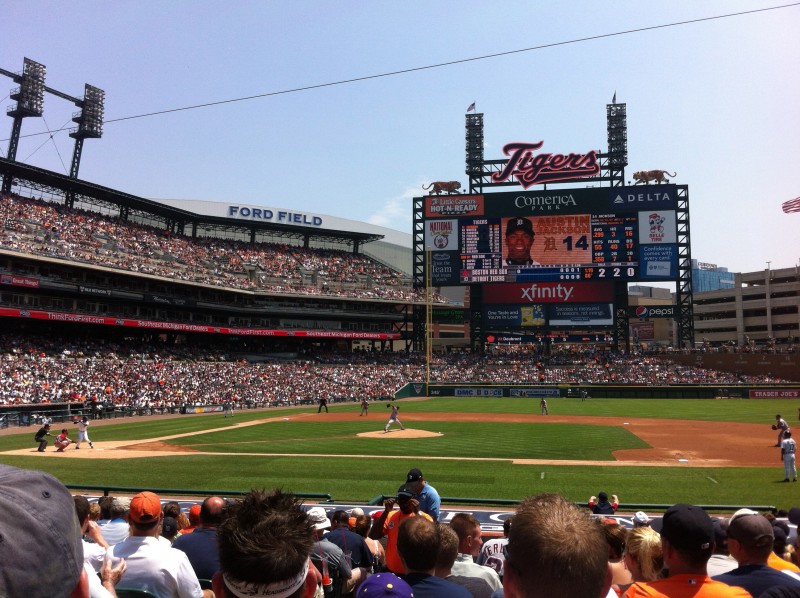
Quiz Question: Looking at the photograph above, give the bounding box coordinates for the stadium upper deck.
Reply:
[0,191,449,351]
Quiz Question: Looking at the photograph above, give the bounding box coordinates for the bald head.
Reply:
[200,496,226,527]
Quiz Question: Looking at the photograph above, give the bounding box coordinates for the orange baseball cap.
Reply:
[188,504,201,523]
[129,491,162,524]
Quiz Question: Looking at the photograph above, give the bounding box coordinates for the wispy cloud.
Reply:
[365,183,425,233]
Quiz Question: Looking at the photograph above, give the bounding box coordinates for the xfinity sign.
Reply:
[630,305,677,319]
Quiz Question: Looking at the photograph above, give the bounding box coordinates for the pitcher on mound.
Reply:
[384,403,405,433]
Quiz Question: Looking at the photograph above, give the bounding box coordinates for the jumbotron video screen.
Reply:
[423,186,679,286]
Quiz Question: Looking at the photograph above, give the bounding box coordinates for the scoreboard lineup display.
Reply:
[423,186,679,286]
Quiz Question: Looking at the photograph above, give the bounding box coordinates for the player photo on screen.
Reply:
[502,214,591,267]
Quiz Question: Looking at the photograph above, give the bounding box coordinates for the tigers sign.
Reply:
[492,141,600,189]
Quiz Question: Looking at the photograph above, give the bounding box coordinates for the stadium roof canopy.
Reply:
[0,157,384,246]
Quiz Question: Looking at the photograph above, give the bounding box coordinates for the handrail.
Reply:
[66,484,333,502]
[368,494,777,514]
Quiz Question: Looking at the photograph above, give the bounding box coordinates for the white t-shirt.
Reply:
[106,535,203,598]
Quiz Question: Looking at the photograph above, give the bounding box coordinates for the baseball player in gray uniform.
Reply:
[384,403,404,433]
[775,414,791,447]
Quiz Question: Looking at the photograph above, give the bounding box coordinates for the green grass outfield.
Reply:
[0,397,795,509]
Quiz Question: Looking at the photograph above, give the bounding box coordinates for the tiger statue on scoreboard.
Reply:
[633,170,676,184]
[423,181,462,195]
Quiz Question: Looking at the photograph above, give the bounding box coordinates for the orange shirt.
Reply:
[768,551,800,573]
[622,574,752,598]
[382,509,433,574]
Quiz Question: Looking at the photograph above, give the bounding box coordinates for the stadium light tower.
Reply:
[69,84,105,180]
[3,57,46,193]
[606,98,628,186]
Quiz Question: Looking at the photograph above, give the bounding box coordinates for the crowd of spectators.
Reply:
[6,460,800,598]
[1,193,446,303]
[0,333,791,408]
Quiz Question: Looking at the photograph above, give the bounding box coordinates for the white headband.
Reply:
[223,560,309,598]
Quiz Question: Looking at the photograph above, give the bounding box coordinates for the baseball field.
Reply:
[0,396,795,509]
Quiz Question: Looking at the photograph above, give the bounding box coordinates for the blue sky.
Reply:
[2,1,798,274]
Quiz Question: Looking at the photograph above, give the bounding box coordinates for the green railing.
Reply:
[368,494,777,514]
[66,484,333,503]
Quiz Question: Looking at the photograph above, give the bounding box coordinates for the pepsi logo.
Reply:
[635,306,649,318]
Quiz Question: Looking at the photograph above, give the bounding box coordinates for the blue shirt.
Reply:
[713,564,800,597]
[404,572,472,598]
[172,527,220,580]
[417,483,441,522]
[322,527,373,569]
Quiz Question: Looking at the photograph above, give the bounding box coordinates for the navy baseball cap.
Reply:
[397,484,417,500]
[660,504,714,552]
[406,468,423,483]
[506,217,534,237]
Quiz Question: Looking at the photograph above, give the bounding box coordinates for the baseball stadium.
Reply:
[2,51,800,597]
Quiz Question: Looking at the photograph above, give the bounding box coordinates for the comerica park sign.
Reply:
[492,141,600,189]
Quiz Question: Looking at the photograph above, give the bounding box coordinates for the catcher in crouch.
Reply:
[774,414,791,447]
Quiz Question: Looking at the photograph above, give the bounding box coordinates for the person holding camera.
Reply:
[369,485,432,575]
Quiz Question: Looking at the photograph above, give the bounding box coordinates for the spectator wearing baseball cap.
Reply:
[161,516,179,543]
[370,484,433,575]
[406,468,441,522]
[100,495,132,546]
[0,464,95,597]
[713,508,800,596]
[307,506,355,594]
[589,492,619,515]
[106,490,212,598]
[356,572,414,598]
[623,504,750,597]
[632,511,652,528]
[178,503,202,536]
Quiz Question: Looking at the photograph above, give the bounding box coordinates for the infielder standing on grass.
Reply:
[775,414,791,447]
[781,430,797,482]
[540,398,549,415]
[384,403,404,433]
[360,397,369,416]
[75,415,94,449]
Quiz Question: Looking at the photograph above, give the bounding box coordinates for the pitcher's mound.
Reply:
[358,429,442,439]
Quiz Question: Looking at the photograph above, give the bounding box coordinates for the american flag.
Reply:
[466,102,476,112]
[783,197,800,213]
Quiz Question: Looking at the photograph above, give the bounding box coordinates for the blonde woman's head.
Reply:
[624,527,664,582]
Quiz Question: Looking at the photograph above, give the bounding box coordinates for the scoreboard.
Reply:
[422,186,680,286]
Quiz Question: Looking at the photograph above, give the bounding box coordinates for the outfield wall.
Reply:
[396,383,800,400]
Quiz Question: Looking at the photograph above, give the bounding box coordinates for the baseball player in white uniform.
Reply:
[75,415,94,449]
[781,430,797,482]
